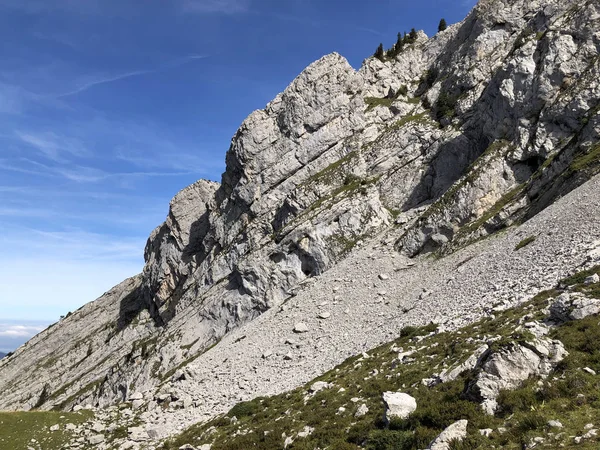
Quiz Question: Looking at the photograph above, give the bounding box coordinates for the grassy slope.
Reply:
[164,266,600,450]
[0,410,93,450]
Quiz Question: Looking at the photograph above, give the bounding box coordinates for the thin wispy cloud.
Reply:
[182,0,250,14]
[15,130,91,161]
[0,0,102,15]
[58,54,209,98]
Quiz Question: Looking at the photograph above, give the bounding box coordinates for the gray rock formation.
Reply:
[383,392,417,422]
[465,334,567,414]
[0,0,599,425]
[550,292,600,321]
[428,420,469,450]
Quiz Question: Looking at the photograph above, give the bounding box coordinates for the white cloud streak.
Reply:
[182,0,250,14]
[58,54,209,98]
[0,324,45,338]
[15,130,91,161]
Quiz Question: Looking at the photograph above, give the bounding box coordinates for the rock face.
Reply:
[550,292,600,322]
[465,336,567,414]
[0,0,599,414]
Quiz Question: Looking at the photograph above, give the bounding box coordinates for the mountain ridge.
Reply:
[0,0,599,447]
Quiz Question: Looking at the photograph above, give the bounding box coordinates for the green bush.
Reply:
[435,91,458,120]
[366,429,414,450]
[227,398,262,418]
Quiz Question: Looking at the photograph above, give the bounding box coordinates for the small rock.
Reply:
[129,392,143,401]
[584,273,599,284]
[91,422,105,433]
[262,350,273,359]
[479,428,493,437]
[583,367,596,375]
[309,381,329,393]
[379,273,390,281]
[293,323,309,333]
[297,426,314,438]
[355,404,369,417]
[88,434,105,445]
[317,312,331,319]
[132,399,144,410]
[50,424,60,432]
[547,420,563,428]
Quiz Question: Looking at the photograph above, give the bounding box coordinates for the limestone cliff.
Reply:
[0,0,598,414]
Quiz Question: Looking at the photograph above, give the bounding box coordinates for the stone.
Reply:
[49,424,60,432]
[147,427,164,439]
[583,367,597,375]
[317,312,331,319]
[297,426,314,438]
[547,420,563,428]
[88,435,105,445]
[128,426,149,441]
[428,420,468,450]
[382,392,417,422]
[293,323,309,333]
[90,422,105,433]
[129,392,143,401]
[132,399,144,410]
[584,274,599,285]
[355,404,369,417]
[309,381,330,393]
[378,273,390,281]
[479,428,493,437]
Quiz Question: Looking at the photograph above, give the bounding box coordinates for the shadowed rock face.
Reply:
[0,0,599,412]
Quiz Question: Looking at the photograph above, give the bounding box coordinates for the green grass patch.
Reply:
[0,411,93,450]
[570,143,600,173]
[365,96,396,111]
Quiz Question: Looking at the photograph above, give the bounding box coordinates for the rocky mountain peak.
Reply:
[0,3,598,445]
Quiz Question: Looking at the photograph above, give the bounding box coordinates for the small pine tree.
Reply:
[374,43,385,61]
[409,28,418,41]
[438,18,447,32]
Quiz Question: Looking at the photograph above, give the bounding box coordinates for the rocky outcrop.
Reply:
[464,334,567,414]
[0,0,599,415]
[428,420,468,450]
[550,292,600,321]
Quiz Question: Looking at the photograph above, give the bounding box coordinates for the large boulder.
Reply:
[465,337,567,414]
[382,392,417,422]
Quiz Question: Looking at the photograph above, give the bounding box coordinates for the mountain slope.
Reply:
[0,0,599,425]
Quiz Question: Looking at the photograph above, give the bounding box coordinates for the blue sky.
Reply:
[0,0,476,351]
